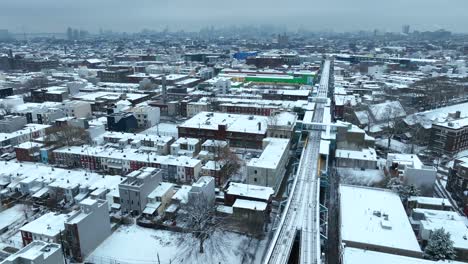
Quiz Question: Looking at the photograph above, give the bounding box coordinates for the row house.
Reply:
[100,132,173,155]
[53,146,202,183]
[0,124,50,148]
[220,103,276,116]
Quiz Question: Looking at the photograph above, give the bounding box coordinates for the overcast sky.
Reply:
[1,0,467,33]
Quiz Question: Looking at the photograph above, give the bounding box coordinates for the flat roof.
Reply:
[172,185,192,204]
[148,182,175,199]
[233,199,267,211]
[178,111,269,134]
[340,185,421,253]
[226,182,274,201]
[247,138,290,169]
[408,196,452,207]
[416,208,468,250]
[20,212,68,237]
[4,241,61,261]
[54,145,201,168]
[336,148,377,161]
[344,247,464,264]
[0,204,26,231]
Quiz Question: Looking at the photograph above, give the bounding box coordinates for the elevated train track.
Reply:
[263,60,333,264]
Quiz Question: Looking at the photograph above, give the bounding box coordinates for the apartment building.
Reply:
[170,137,200,157]
[387,153,437,195]
[118,167,163,215]
[131,105,160,128]
[64,198,111,262]
[143,182,175,217]
[447,156,468,215]
[62,100,92,119]
[247,137,290,192]
[430,116,468,155]
[188,176,215,205]
[178,112,269,149]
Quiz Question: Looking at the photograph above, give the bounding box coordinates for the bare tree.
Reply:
[180,194,225,254]
[212,142,241,184]
[363,110,373,133]
[380,104,405,151]
[408,124,428,154]
[44,125,90,147]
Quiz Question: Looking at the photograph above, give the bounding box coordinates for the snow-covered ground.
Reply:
[0,205,31,251]
[455,149,468,159]
[337,168,385,186]
[87,224,266,264]
[376,138,426,154]
[0,205,26,233]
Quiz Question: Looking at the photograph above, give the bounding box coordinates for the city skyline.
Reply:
[1,0,468,33]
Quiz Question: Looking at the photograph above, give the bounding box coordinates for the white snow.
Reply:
[233,199,267,211]
[344,247,465,264]
[340,185,422,254]
[369,101,406,122]
[226,182,274,201]
[87,224,263,264]
[0,205,27,233]
[376,138,425,154]
[20,212,68,238]
[337,168,384,186]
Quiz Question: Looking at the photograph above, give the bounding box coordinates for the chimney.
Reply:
[257,122,261,131]
[162,75,167,103]
[455,111,461,119]
[8,49,13,59]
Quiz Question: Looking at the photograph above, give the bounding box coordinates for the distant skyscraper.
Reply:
[402,24,410,34]
[0,29,10,40]
[73,29,79,40]
[277,33,289,48]
[67,27,73,40]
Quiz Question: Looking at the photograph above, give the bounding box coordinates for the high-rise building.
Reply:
[0,29,11,40]
[73,28,79,40]
[67,27,73,40]
[277,33,289,48]
[402,24,410,34]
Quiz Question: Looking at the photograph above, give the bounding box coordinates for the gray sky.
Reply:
[1,0,467,33]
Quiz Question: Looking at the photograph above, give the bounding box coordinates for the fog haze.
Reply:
[1,0,466,33]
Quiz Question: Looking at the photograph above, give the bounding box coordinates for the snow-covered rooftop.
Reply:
[336,148,377,161]
[172,185,192,204]
[226,182,274,201]
[415,208,468,250]
[387,153,425,170]
[340,185,421,254]
[54,145,201,168]
[233,199,267,211]
[20,212,68,237]
[148,182,175,199]
[369,101,406,122]
[179,111,269,134]
[408,196,452,208]
[248,138,290,169]
[344,247,464,264]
